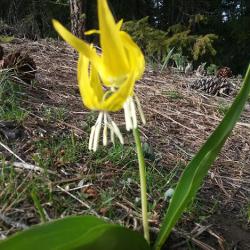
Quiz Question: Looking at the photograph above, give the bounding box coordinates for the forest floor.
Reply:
[0,38,250,249]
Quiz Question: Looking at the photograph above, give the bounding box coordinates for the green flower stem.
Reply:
[133,128,150,244]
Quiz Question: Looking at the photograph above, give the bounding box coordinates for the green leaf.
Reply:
[160,47,175,73]
[30,189,47,223]
[0,216,106,250]
[0,215,150,250]
[153,64,250,250]
[70,224,150,250]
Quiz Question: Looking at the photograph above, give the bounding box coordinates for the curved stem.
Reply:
[133,128,150,244]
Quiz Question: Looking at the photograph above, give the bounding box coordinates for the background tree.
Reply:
[69,0,85,38]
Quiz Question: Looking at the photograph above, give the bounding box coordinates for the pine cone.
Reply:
[191,76,233,96]
[15,54,36,83]
[217,67,233,78]
[3,52,21,67]
[1,52,36,83]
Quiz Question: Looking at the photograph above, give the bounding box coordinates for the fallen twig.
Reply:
[0,161,55,174]
[0,212,28,230]
[0,141,25,163]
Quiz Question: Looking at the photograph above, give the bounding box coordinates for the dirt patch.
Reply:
[209,212,250,249]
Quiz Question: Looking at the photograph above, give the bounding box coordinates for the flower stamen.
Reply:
[103,112,108,146]
[88,126,96,150]
[129,97,138,128]
[88,112,103,151]
[124,99,133,131]
[89,111,124,151]
[134,95,146,125]
[123,95,146,131]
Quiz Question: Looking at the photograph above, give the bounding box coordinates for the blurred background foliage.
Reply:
[0,0,249,74]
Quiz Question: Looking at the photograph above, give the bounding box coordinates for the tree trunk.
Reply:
[70,0,85,39]
[32,0,44,38]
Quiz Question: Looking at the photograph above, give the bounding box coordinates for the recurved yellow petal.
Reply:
[85,29,100,35]
[52,19,103,75]
[78,54,104,110]
[98,0,129,79]
[90,62,104,103]
[120,31,145,80]
[117,19,123,30]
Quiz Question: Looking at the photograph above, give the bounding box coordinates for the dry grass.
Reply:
[0,38,249,249]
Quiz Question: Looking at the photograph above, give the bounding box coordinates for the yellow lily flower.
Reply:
[52,0,145,150]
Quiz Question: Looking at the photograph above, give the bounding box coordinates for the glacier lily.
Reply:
[53,0,149,244]
[52,0,145,151]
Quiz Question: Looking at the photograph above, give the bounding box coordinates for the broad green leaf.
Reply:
[154,64,250,250]
[70,223,150,250]
[0,215,150,250]
[0,216,106,250]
